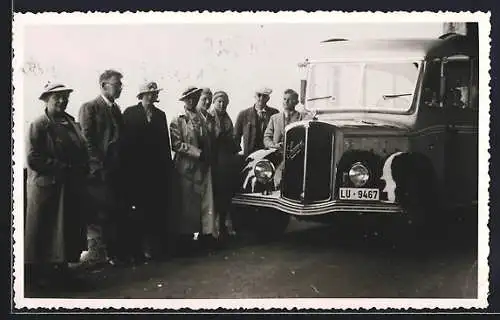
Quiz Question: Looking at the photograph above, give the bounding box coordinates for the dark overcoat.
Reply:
[209,108,241,216]
[233,105,279,156]
[121,103,173,217]
[25,110,89,264]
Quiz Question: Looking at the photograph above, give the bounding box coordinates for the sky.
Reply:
[19,22,445,127]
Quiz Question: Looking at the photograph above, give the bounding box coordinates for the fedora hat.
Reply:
[179,86,202,101]
[137,81,163,99]
[39,82,73,101]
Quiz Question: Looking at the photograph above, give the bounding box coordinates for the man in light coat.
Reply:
[78,69,126,266]
[264,89,305,151]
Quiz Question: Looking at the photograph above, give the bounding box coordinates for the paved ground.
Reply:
[25,215,478,299]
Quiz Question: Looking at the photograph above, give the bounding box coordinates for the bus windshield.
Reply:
[305,61,421,113]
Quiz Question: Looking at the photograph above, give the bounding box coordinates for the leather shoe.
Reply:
[106,257,127,267]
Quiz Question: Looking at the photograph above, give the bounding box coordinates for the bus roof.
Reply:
[307,34,477,63]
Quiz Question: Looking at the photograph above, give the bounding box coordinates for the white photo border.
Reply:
[11,10,491,310]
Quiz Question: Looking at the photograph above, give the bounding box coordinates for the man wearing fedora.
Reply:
[234,87,279,157]
[78,69,127,266]
[121,82,174,263]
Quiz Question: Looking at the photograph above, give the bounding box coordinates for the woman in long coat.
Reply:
[25,82,89,288]
[209,91,240,238]
[196,88,220,240]
[169,86,217,249]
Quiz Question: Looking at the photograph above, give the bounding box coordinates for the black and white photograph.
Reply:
[12,11,490,310]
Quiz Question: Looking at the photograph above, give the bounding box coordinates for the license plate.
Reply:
[339,188,379,201]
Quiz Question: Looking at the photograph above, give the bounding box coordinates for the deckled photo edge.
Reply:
[12,12,27,309]
[11,10,491,311]
[11,11,492,25]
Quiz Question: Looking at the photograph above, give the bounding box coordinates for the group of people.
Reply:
[24,69,305,288]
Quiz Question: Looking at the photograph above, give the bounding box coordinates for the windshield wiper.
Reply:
[382,93,412,100]
[306,95,335,102]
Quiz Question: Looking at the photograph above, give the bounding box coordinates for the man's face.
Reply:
[102,75,123,100]
[283,93,298,111]
[197,93,212,112]
[46,92,70,113]
[255,93,270,108]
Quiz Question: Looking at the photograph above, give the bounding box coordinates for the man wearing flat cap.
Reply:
[121,81,174,263]
[78,69,126,266]
[234,87,279,157]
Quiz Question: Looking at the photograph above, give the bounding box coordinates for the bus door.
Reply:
[415,58,447,193]
[442,55,479,207]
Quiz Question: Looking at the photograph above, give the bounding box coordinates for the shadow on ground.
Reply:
[24,210,478,299]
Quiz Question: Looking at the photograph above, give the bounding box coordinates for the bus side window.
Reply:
[421,59,442,108]
[443,58,472,109]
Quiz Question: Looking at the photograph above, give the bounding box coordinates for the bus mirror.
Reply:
[300,79,307,105]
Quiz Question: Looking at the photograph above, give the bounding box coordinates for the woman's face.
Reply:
[46,92,70,114]
[185,95,199,111]
[141,91,158,106]
[213,96,228,113]
[197,93,212,112]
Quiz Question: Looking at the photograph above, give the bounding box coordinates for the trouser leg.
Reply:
[101,210,120,260]
[129,206,147,260]
[81,222,107,264]
[144,200,167,258]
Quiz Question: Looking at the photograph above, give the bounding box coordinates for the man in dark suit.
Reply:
[234,87,279,157]
[121,82,174,263]
[78,69,126,266]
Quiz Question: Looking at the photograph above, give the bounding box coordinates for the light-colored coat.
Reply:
[263,110,305,149]
[170,109,216,236]
[25,110,89,264]
[78,96,123,181]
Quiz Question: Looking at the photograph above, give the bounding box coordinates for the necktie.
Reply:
[107,103,119,143]
[258,109,267,132]
[258,109,266,119]
[145,107,152,123]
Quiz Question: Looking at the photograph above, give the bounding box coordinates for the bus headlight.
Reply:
[254,160,275,184]
[349,162,370,187]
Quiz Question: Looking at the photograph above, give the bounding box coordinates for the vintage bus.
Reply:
[230,32,479,238]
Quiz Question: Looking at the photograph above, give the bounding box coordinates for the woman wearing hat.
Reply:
[25,82,89,289]
[121,81,174,263]
[209,91,240,239]
[169,86,216,253]
[196,88,220,244]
